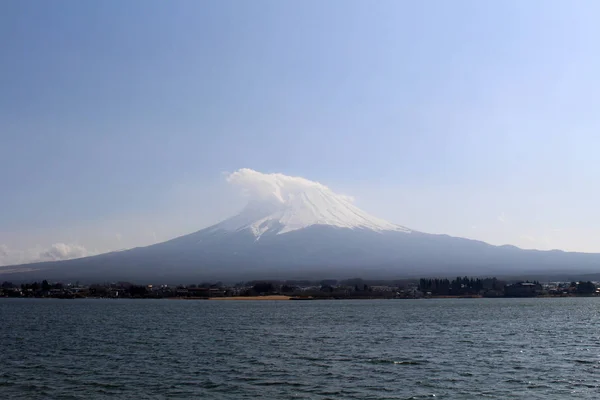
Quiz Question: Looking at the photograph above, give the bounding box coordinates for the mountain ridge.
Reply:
[2,222,600,283]
[2,168,599,282]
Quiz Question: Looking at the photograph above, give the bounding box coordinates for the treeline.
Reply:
[241,281,384,297]
[238,278,414,288]
[570,281,596,294]
[10,280,64,291]
[2,280,77,298]
[419,277,506,296]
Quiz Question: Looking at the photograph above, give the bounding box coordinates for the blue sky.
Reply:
[2,0,600,263]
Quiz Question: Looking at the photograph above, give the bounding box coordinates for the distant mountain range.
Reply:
[2,170,600,283]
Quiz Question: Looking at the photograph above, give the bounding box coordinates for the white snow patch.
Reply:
[219,169,411,238]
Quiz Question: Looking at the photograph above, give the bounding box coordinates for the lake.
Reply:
[1,298,600,399]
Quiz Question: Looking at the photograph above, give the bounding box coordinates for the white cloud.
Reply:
[497,213,506,223]
[223,168,403,234]
[0,244,9,258]
[0,243,94,267]
[226,168,353,204]
[38,243,91,261]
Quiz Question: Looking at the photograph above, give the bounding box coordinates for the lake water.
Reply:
[2,298,600,399]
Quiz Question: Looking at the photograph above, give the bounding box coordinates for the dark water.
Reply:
[2,298,600,399]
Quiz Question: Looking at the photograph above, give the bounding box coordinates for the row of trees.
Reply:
[419,277,504,295]
[19,280,63,291]
[573,281,596,294]
[241,281,387,298]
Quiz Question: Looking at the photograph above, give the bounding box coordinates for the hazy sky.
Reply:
[2,0,600,264]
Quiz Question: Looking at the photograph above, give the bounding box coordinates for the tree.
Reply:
[320,285,334,293]
[42,280,51,291]
[128,285,148,297]
[577,281,596,294]
[252,282,274,294]
[281,285,295,293]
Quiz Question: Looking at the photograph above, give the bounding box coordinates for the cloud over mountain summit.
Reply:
[226,168,354,204]
[221,169,406,236]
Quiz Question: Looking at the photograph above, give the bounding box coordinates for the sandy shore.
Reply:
[209,295,291,301]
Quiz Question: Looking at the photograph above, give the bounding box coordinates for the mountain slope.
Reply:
[2,169,600,282]
[3,222,600,283]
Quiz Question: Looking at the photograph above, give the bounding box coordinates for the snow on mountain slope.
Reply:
[217,169,411,237]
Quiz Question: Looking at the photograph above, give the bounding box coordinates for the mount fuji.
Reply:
[3,169,600,282]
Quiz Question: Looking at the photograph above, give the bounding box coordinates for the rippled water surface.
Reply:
[2,298,600,399]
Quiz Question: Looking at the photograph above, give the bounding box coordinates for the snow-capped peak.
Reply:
[217,169,411,237]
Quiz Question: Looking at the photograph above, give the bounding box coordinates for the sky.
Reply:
[2,0,600,265]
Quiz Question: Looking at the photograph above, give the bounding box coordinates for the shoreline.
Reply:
[208,295,291,300]
[2,294,596,300]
